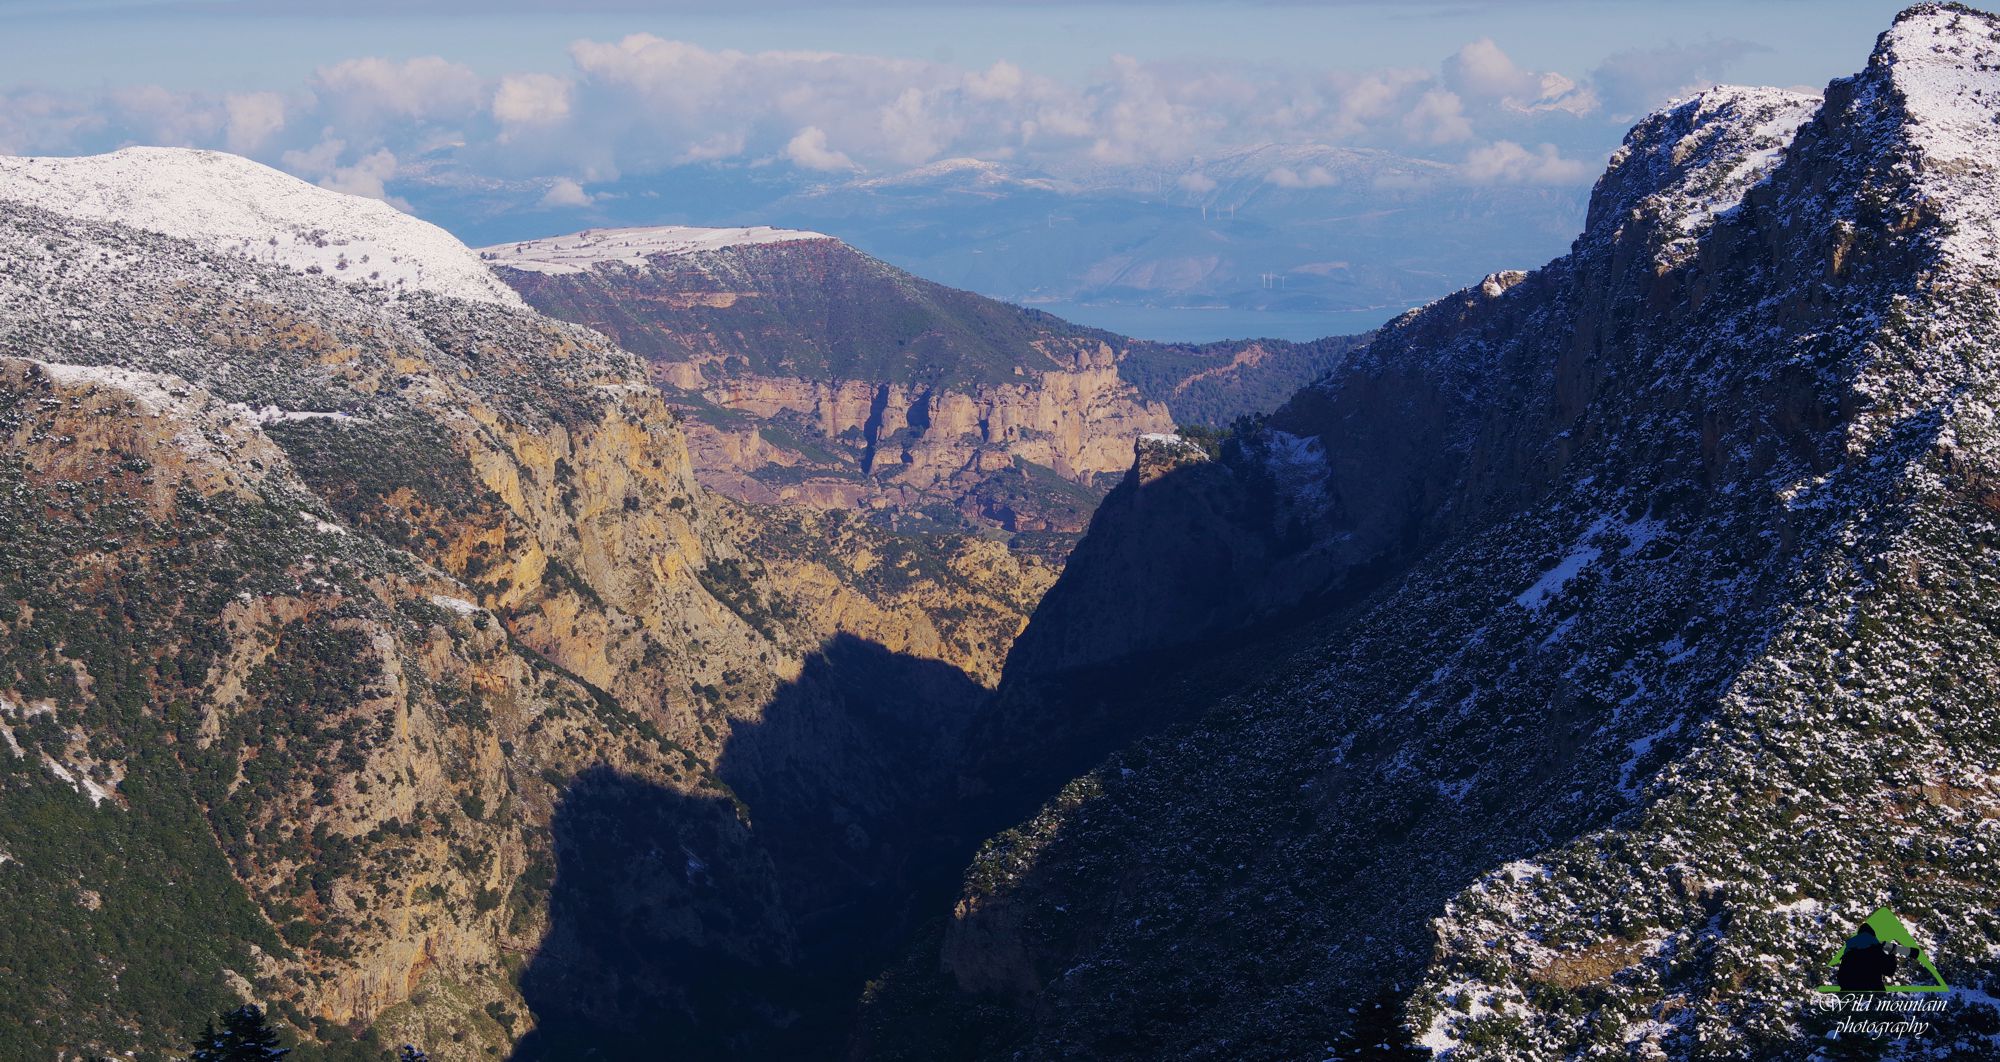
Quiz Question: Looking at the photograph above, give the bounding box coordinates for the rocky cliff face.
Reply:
[0,155,1048,1060]
[869,7,2000,1059]
[491,236,1171,537]
[491,234,1357,541]
[0,332,716,1059]
[686,342,1164,531]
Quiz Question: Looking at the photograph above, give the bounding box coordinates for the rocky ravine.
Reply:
[866,7,2000,1061]
[0,154,1050,1060]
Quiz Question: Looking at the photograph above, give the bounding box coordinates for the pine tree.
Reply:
[187,1019,224,1062]
[185,1005,290,1061]
[1321,987,1427,1061]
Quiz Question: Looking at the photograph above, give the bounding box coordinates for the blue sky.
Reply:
[0,2,1911,96]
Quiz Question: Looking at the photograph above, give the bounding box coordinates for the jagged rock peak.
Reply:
[0,146,524,307]
[1583,85,1821,259]
[1868,2,2000,276]
[1477,269,1529,298]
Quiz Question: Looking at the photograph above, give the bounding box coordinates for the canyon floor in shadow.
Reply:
[509,634,989,1060]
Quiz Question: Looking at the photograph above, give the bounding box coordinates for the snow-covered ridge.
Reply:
[1597,85,1821,264]
[1878,3,2000,274]
[0,146,522,307]
[477,224,832,275]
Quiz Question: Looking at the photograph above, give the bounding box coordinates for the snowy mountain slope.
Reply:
[0,146,522,306]
[477,223,830,274]
[867,6,2000,1060]
[845,156,1070,194]
[1882,4,2000,270]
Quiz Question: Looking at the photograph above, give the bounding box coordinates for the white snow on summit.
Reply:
[1878,5,2000,275]
[1665,87,1821,233]
[0,147,522,307]
[478,225,830,275]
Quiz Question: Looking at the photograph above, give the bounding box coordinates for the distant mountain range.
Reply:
[399,142,1591,343]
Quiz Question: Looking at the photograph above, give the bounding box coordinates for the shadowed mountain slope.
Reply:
[870,8,2000,1059]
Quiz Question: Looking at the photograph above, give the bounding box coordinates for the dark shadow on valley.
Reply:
[509,633,991,1061]
[508,452,1463,1060]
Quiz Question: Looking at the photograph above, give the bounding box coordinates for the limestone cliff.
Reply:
[490,233,1353,541]
[0,353,736,1057]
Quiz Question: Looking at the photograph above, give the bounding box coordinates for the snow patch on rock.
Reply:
[232,404,362,425]
[428,594,482,616]
[1516,513,1670,611]
[1260,429,1331,517]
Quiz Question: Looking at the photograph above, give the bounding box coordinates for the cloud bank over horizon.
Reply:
[0,25,1777,208]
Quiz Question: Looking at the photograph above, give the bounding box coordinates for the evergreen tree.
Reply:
[1321,987,1427,1061]
[185,1005,290,1061]
[396,1047,429,1062]
[187,1020,223,1062]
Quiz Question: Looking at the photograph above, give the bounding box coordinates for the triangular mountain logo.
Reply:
[1819,906,1949,993]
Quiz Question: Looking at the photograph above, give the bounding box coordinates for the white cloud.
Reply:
[1177,171,1217,194]
[224,92,286,153]
[681,130,746,163]
[1587,40,1763,118]
[280,137,345,176]
[879,87,959,165]
[0,90,102,154]
[1084,54,1216,166]
[965,60,1026,103]
[494,73,572,129]
[1444,38,1593,116]
[538,176,593,208]
[1462,140,1593,184]
[1328,70,1427,137]
[108,85,223,146]
[1445,39,1540,101]
[785,126,857,171]
[321,148,401,200]
[1402,89,1473,145]
[313,56,483,122]
[280,137,404,203]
